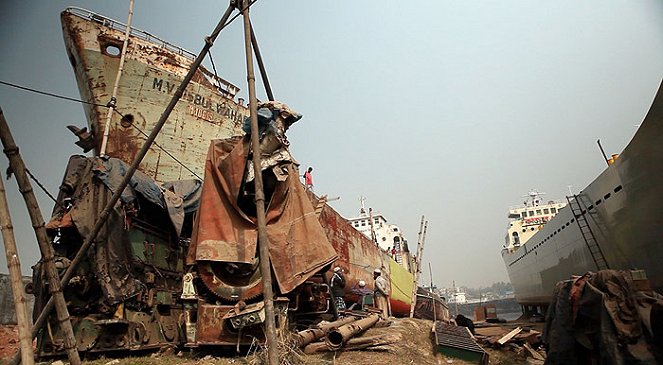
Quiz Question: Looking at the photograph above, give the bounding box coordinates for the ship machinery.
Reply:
[26,6,435,359]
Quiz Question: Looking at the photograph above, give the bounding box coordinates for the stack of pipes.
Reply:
[295,314,390,354]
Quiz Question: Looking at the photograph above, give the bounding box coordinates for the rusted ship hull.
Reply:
[33,7,444,357]
[317,201,415,316]
[61,7,248,183]
[502,81,663,307]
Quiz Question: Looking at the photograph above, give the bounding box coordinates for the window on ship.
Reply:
[512,231,520,245]
[544,208,550,214]
[551,207,557,213]
[522,211,528,218]
[536,209,542,215]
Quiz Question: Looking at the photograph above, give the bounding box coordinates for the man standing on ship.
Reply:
[304,166,314,191]
[373,268,390,317]
[330,266,346,312]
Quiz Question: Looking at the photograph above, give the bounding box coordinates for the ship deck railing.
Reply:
[64,7,240,98]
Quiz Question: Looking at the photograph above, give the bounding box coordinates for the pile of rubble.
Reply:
[473,323,546,364]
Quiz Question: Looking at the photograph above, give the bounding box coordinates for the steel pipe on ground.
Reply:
[294,316,358,347]
[324,314,380,351]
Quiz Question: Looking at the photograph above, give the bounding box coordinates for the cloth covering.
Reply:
[543,270,663,365]
[45,155,201,304]
[189,137,337,294]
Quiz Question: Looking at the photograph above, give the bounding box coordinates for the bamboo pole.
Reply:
[99,0,135,157]
[10,6,237,365]
[240,1,279,364]
[409,216,425,318]
[0,108,81,365]
[0,160,34,365]
[249,22,274,101]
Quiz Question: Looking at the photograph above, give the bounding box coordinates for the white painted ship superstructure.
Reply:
[347,197,412,271]
[504,191,566,252]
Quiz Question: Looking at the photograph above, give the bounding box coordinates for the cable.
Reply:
[24,168,65,211]
[0,80,106,107]
[112,109,203,180]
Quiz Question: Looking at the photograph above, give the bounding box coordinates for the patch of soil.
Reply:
[0,325,20,361]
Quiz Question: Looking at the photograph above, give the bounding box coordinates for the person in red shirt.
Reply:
[304,166,313,191]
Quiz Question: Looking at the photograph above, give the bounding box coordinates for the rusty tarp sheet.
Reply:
[189,137,337,294]
[46,156,137,304]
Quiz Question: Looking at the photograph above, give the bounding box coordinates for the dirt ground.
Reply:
[1,319,530,365]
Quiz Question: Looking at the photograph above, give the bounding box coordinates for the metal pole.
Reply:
[239,1,279,364]
[0,158,34,365]
[409,216,424,318]
[99,0,135,157]
[0,108,81,365]
[409,216,425,318]
[428,262,436,322]
[597,139,610,167]
[11,6,237,364]
[249,22,274,101]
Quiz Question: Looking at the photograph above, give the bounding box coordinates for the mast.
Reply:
[99,0,135,157]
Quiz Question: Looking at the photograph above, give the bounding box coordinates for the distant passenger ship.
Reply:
[501,81,663,314]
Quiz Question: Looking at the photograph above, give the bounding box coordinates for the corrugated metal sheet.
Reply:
[434,321,487,364]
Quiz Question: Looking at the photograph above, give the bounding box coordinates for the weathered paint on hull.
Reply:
[61,8,247,183]
[62,7,418,317]
[502,82,663,306]
[317,203,414,316]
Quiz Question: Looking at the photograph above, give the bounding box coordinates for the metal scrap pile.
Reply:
[293,314,398,354]
[543,270,663,365]
[473,323,545,364]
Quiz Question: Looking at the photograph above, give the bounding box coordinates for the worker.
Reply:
[330,266,346,312]
[304,166,313,191]
[373,268,390,317]
[349,280,372,310]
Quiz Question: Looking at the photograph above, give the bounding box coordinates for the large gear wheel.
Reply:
[198,260,263,302]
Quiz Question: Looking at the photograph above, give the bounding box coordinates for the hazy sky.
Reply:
[0,1,661,289]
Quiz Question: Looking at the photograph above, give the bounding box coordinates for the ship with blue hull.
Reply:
[501,81,663,310]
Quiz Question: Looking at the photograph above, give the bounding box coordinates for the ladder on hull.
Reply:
[566,194,610,271]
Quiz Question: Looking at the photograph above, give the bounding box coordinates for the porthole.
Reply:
[104,44,121,57]
[595,199,602,206]
[614,185,623,193]
[604,193,611,200]
[588,205,594,211]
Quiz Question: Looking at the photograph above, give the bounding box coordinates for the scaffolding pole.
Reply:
[240,1,279,363]
[0,149,34,365]
[0,107,81,365]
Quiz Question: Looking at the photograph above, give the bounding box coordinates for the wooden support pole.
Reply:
[0,161,34,364]
[240,1,279,364]
[0,107,81,365]
[249,22,274,101]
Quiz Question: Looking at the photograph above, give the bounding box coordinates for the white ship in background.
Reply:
[501,81,663,311]
[504,191,566,251]
[347,197,413,272]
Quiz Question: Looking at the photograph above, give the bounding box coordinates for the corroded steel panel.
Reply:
[317,202,414,315]
[62,9,247,183]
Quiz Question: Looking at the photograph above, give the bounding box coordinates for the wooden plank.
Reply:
[497,326,522,345]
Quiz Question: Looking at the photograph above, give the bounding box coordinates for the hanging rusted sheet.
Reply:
[189,136,337,295]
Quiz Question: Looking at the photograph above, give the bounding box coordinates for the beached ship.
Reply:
[501,81,663,311]
[32,7,445,357]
